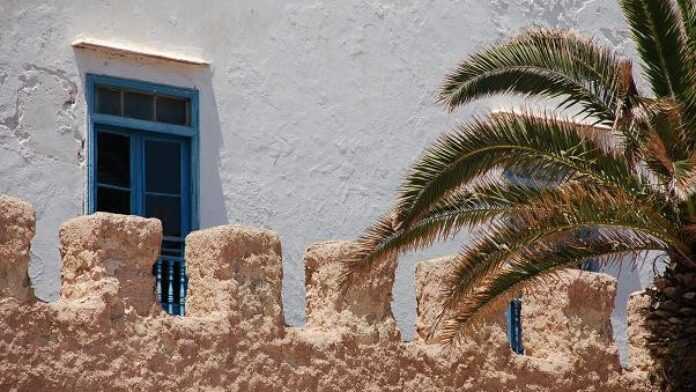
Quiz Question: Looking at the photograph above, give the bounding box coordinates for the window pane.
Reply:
[145,195,181,237]
[124,91,154,121]
[157,96,189,125]
[96,87,121,116]
[97,131,130,187]
[145,140,181,194]
[97,186,131,215]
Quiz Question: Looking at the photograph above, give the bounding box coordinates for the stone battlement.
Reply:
[0,194,655,391]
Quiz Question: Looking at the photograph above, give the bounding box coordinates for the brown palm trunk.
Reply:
[647,257,696,391]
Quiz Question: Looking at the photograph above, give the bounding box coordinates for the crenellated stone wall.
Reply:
[59,213,163,317]
[0,194,657,391]
[185,225,285,337]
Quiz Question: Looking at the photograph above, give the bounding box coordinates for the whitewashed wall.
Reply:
[0,0,651,360]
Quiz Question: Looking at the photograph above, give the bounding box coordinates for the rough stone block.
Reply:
[58,212,162,316]
[304,240,400,342]
[626,291,654,373]
[414,256,455,343]
[0,194,36,302]
[185,225,284,336]
[415,255,620,369]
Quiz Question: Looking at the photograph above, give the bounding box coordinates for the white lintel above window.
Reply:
[72,38,209,67]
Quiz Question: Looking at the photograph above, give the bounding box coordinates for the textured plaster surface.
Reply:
[0,202,655,390]
[304,240,400,342]
[0,0,653,353]
[58,213,163,316]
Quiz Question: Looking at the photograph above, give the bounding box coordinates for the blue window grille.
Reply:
[506,298,524,354]
[154,256,188,315]
[86,74,199,316]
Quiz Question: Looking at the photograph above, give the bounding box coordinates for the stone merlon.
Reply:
[0,195,35,302]
[185,224,284,336]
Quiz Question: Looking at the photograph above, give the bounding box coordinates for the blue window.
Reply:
[86,74,199,316]
[506,298,524,354]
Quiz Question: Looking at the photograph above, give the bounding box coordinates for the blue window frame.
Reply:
[86,74,199,315]
[506,298,524,354]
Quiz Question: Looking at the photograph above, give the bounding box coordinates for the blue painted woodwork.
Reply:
[506,299,524,355]
[86,74,199,316]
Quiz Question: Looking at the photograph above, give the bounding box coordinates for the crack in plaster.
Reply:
[0,64,82,164]
[22,63,80,139]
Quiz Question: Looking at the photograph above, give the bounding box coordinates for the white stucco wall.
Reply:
[0,0,653,361]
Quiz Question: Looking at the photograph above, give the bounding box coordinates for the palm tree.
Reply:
[347,0,696,389]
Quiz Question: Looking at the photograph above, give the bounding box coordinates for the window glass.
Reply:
[145,195,181,237]
[97,132,130,187]
[96,87,121,116]
[124,91,154,121]
[97,186,130,215]
[157,96,189,125]
[145,140,181,194]
[95,85,191,126]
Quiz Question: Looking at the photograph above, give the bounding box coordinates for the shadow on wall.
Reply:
[72,47,229,229]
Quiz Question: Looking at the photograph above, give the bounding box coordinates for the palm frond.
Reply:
[643,100,689,175]
[438,28,636,125]
[677,0,696,47]
[628,98,696,196]
[620,0,690,100]
[441,184,684,320]
[675,0,696,138]
[393,112,642,232]
[347,179,544,271]
[436,229,667,343]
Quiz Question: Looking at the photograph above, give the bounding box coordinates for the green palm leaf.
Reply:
[348,180,544,270]
[677,0,696,52]
[441,184,684,314]
[394,112,642,232]
[675,0,696,138]
[620,0,690,100]
[439,28,636,124]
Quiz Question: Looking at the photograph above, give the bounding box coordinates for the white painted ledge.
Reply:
[72,38,209,66]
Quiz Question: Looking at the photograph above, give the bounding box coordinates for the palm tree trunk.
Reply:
[647,257,696,391]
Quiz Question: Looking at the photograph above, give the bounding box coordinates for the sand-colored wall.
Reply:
[0,195,656,391]
[0,195,35,303]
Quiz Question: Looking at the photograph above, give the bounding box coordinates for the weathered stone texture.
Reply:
[0,195,35,302]
[414,256,454,343]
[58,212,162,317]
[626,291,655,382]
[304,240,400,342]
[0,196,656,391]
[185,225,284,336]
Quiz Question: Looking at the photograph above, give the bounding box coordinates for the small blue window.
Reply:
[506,298,524,354]
[87,74,199,316]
